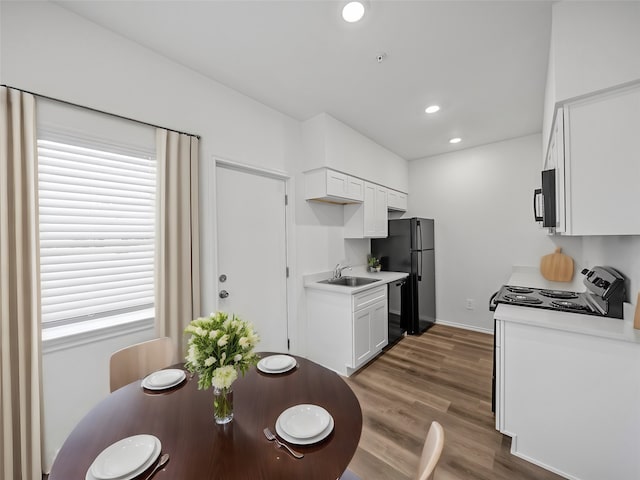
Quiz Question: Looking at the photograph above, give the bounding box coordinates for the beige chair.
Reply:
[416,421,445,480]
[340,421,444,480]
[109,337,175,392]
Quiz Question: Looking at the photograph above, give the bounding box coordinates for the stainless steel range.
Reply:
[490,266,626,319]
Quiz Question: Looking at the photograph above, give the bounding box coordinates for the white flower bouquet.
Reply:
[184,312,259,391]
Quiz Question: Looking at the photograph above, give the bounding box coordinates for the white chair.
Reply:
[109,337,175,392]
[341,421,444,480]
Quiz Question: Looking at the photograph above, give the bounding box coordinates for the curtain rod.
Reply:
[1,84,201,139]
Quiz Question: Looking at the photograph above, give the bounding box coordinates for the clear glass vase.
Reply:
[213,386,234,424]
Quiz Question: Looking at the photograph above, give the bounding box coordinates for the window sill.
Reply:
[42,308,155,354]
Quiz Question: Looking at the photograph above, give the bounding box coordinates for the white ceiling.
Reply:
[55,0,552,160]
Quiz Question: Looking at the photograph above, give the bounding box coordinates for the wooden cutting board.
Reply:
[540,247,574,282]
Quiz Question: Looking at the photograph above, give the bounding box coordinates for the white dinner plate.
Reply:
[276,412,334,445]
[88,435,160,480]
[257,355,296,374]
[141,369,186,390]
[278,404,331,439]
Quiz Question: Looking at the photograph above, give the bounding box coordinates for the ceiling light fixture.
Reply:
[342,1,365,23]
[425,105,440,114]
[449,137,462,144]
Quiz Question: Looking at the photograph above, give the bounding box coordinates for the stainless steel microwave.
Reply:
[533,169,556,228]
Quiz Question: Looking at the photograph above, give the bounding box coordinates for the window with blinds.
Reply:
[38,138,156,328]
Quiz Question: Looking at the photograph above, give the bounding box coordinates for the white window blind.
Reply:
[38,138,156,327]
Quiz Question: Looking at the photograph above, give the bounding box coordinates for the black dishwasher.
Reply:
[385,278,408,348]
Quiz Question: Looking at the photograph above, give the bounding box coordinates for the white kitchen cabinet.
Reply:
[495,310,640,480]
[369,300,388,351]
[304,168,364,204]
[306,285,388,376]
[387,189,407,212]
[344,182,388,238]
[542,107,566,233]
[494,319,504,432]
[560,83,640,235]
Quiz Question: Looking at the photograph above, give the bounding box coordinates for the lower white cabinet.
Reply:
[495,315,640,480]
[306,285,388,376]
[353,297,387,368]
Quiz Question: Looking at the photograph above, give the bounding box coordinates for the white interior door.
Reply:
[215,164,288,353]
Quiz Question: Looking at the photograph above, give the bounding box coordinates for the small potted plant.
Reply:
[367,255,381,273]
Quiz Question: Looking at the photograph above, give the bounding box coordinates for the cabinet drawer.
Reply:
[353,285,386,311]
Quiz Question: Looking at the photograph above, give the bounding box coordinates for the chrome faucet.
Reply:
[332,263,352,280]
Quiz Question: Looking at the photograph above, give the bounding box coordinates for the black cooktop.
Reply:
[493,285,596,314]
[490,266,626,319]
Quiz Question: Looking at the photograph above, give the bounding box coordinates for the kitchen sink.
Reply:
[318,276,382,287]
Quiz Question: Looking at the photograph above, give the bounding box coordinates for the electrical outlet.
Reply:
[465,298,475,310]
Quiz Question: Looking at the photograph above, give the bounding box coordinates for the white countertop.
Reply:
[495,304,640,344]
[304,266,408,294]
[495,266,640,345]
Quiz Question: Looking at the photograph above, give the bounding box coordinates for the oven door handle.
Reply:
[489,291,498,312]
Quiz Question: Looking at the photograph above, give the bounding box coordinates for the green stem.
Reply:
[213,387,234,423]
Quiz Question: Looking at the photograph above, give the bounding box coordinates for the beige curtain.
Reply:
[155,130,200,360]
[0,87,43,479]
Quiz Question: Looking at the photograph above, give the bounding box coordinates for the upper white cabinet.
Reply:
[387,189,408,212]
[344,182,388,238]
[558,84,640,235]
[543,108,566,233]
[305,168,364,204]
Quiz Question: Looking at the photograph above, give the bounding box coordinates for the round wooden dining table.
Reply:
[48,354,362,480]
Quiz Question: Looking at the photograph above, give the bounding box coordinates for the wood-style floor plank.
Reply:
[344,324,564,480]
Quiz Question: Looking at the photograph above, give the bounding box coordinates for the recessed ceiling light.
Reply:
[425,105,440,114]
[449,137,462,144]
[342,1,365,23]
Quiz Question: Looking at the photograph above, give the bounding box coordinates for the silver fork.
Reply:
[263,427,304,459]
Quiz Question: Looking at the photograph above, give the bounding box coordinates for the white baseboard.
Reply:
[434,318,493,335]
[510,444,577,480]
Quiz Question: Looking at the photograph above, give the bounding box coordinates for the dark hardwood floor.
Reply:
[344,324,564,480]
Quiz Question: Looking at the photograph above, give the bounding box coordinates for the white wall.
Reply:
[582,237,640,309]
[1,1,412,470]
[542,1,640,148]
[1,1,304,470]
[553,1,640,102]
[407,134,579,332]
[301,113,409,193]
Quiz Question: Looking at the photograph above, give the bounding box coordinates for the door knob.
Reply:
[219,290,229,299]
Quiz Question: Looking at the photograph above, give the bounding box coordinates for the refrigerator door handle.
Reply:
[417,251,422,281]
[417,220,423,251]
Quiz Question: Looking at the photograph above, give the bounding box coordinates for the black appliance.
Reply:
[489,265,626,413]
[533,169,556,228]
[385,276,408,348]
[372,217,435,334]
[490,266,626,318]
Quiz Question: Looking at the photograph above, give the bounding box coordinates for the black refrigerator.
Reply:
[371,217,436,334]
